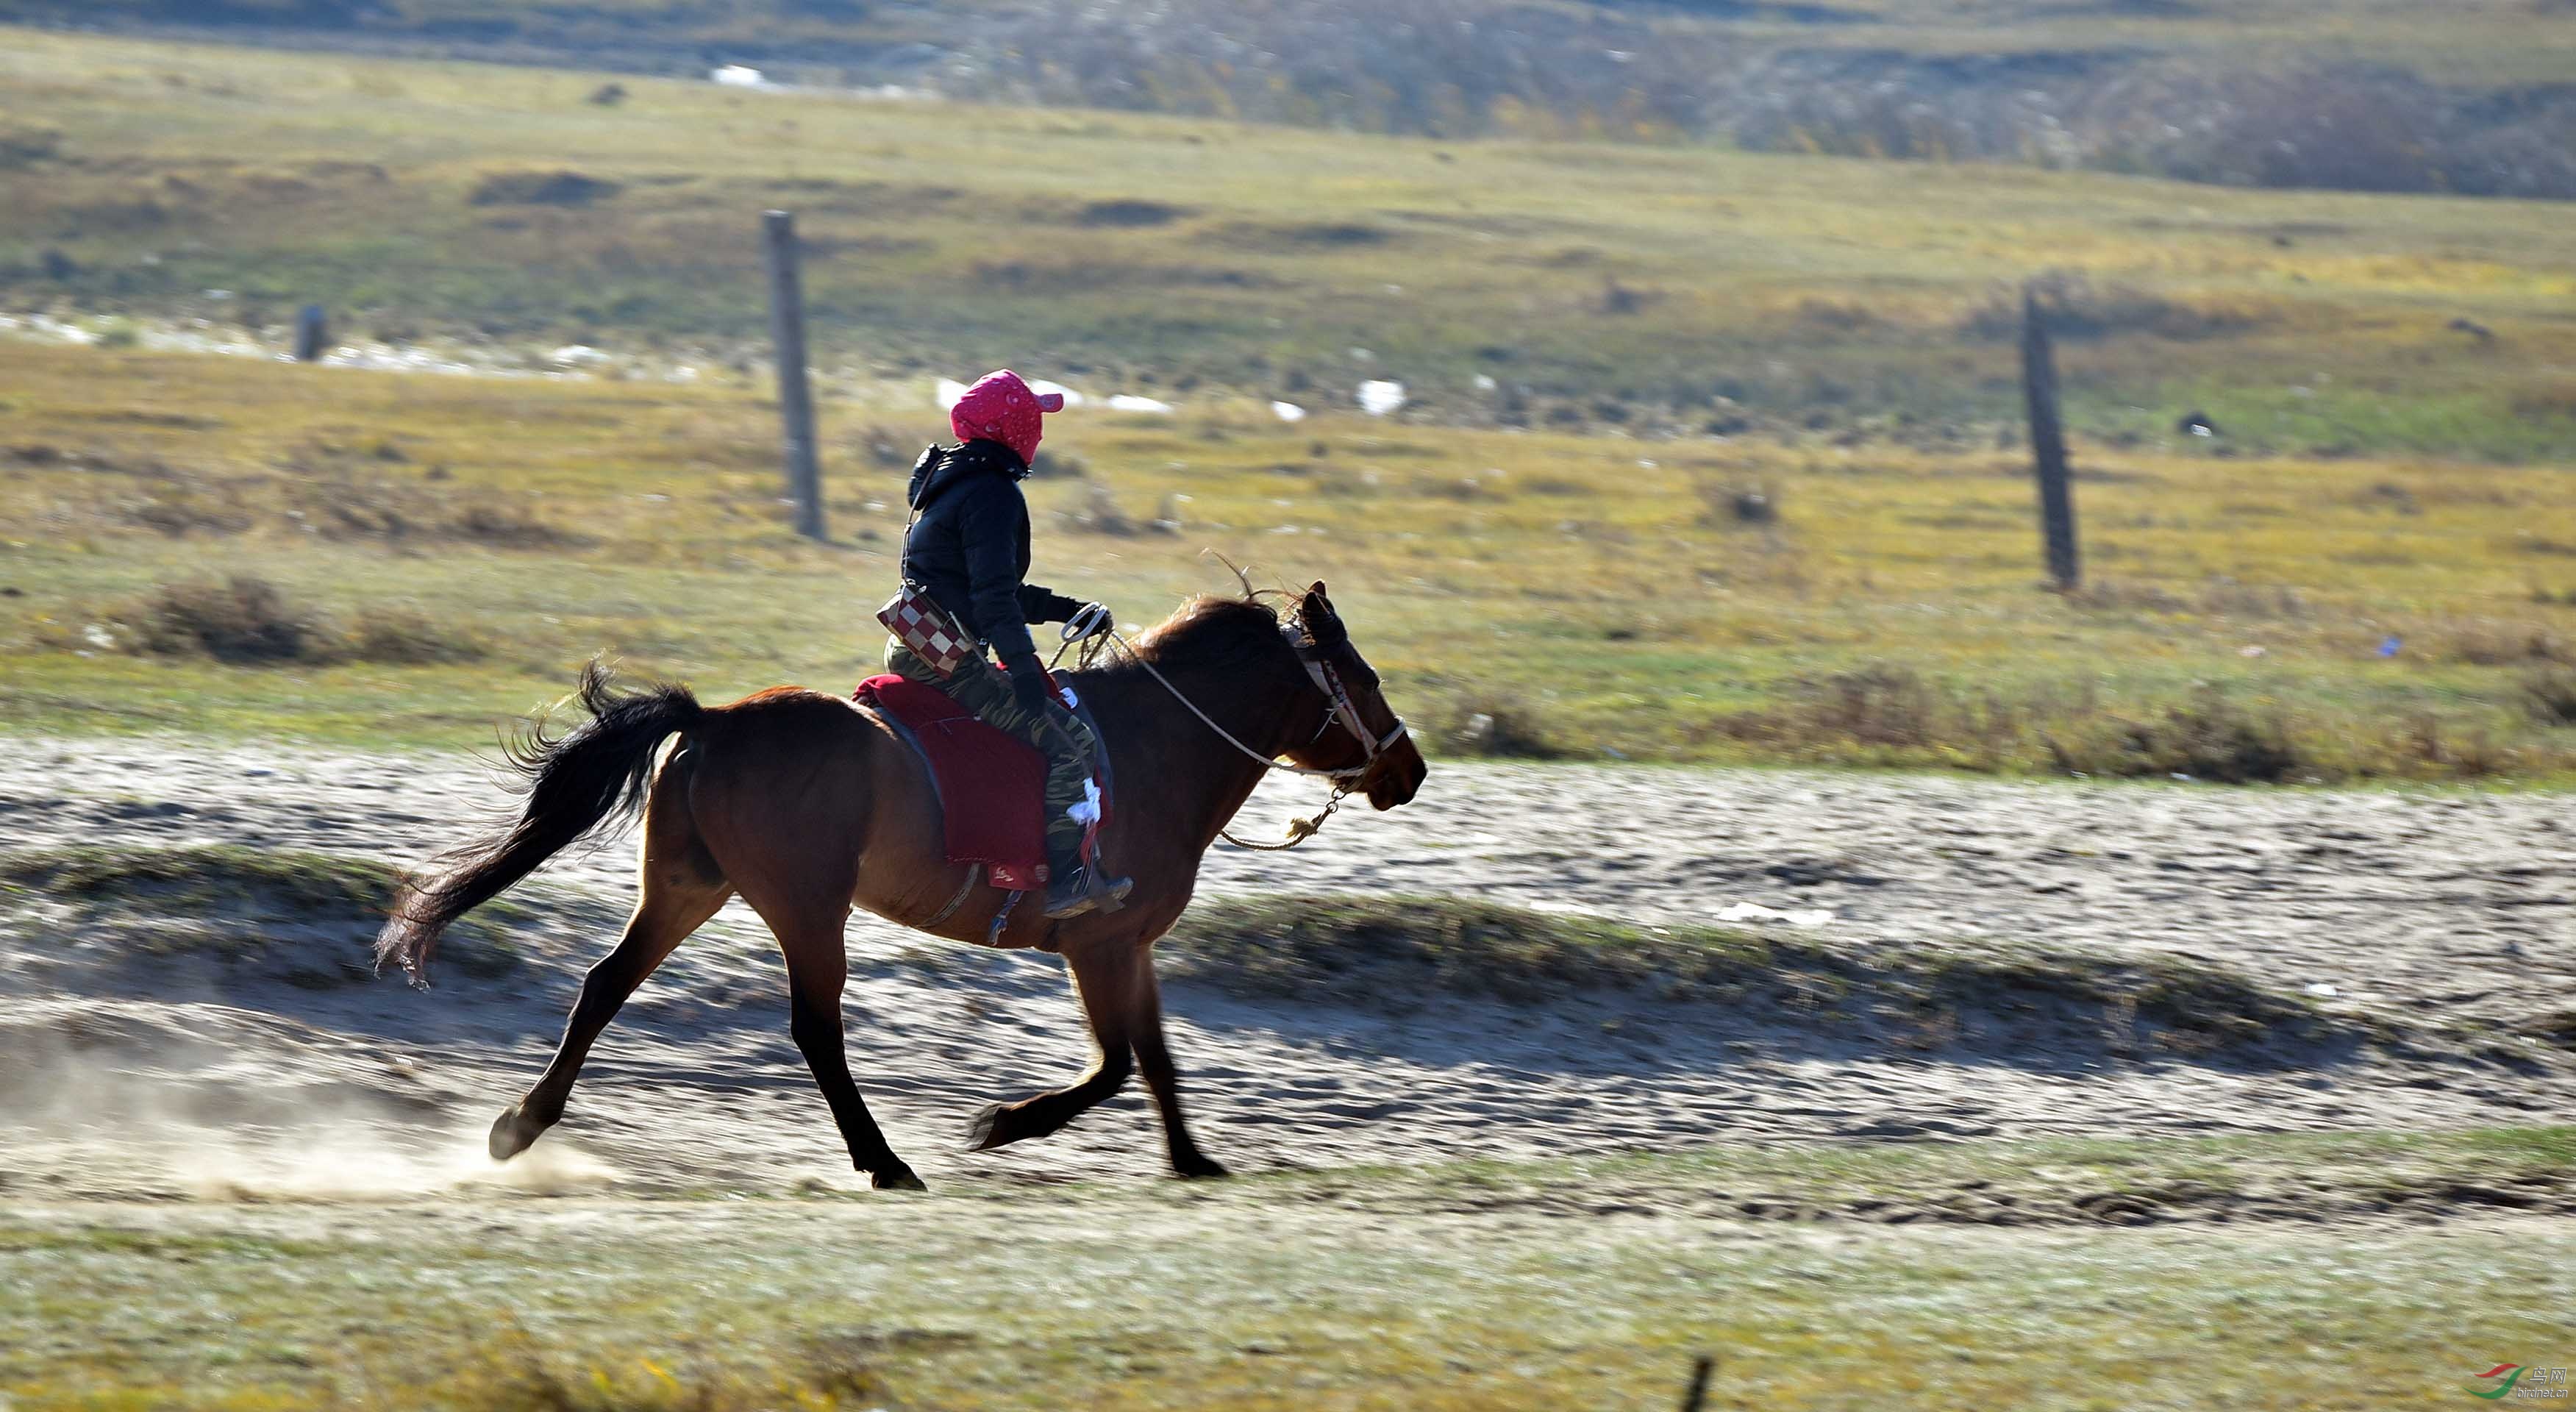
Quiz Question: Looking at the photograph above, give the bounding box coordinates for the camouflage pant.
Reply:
[886,639,1101,862]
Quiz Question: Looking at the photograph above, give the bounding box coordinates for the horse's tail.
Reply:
[377,659,701,988]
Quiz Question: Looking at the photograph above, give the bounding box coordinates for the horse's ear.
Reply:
[1299,580,1347,649]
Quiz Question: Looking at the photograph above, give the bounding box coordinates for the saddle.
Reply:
[853,674,1109,896]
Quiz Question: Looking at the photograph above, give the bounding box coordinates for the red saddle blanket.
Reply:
[854,674,1093,894]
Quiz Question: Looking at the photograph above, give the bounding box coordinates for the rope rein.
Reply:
[1051,607,1405,850]
[1219,786,1349,852]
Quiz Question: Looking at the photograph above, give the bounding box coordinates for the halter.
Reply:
[1286,621,1411,779]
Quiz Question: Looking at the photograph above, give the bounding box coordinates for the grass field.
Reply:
[2,29,2574,776]
[4,332,2573,777]
[4,1130,2573,1411]
[4,26,2572,1412]
[6,29,2576,448]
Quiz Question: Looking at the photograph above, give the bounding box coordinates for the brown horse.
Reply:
[376,582,1425,1188]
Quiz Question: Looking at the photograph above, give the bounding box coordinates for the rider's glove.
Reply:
[1007,657,1055,718]
[1019,587,1085,623]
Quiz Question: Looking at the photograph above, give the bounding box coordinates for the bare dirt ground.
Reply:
[1,737,2569,1203]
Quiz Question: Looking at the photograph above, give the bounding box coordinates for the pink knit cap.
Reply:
[949,369,1063,466]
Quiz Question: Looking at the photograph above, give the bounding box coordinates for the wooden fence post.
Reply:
[2022,285,2080,590]
[1680,1354,1716,1412]
[763,210,826,541]
[293,304,329,363]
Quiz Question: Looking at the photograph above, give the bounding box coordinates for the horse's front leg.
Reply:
[968,938,1138,1153]
[776,924,927,1191]
[1127,949,1227,1179]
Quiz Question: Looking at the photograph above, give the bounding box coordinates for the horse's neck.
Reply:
[1094,660,1310,852]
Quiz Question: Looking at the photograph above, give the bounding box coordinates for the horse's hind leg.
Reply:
[968,940,1138,1155]
[761,906,925,1191]
[490,756,729,1161]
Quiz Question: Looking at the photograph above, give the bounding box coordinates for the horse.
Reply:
[374,582,1427,1189]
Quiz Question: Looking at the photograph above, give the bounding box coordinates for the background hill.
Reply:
[10,0,2576,196]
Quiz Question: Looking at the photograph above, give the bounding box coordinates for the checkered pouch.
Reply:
[877,582,977,676]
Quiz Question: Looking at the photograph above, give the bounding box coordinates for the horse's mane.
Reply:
[1109,593,1288,679]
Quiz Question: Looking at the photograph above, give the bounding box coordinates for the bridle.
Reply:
[1061,605,1409,847]
[1288,621,1413,780]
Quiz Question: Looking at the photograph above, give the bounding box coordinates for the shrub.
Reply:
[1960,272,2258,343]
[2525,668,2576,727]
[451,499,578,548]
[115,579,485,666]
[1698,479,1779,527]
[1027,447,1088,479]
[2437,621,2570,666]
[1597,277,1656,315]
[0,126,60,169]
[2087,691,2305,783]
[1074,198,1186,227]
[2199,579,2312,619]
[349,606,485,665]
[1412,472,1505,503]
[129,577,324,663]
[1808,666,1938,749]
[847,424,929,471]
[125,485,255,537]
[468,170,621,207]
[1435,696,1570,759]
[2069,579,2191,615]
[958,0,1709,140]
[1067,482,1169,536]
[1733,54,2576,199]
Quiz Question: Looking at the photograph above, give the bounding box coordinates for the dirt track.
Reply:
[1,738,2569,1199]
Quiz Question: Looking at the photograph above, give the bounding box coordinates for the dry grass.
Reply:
[2525,667,2576,727]
[2,841,532,977]
[7,30,2576,451]
[0,34,2572,778]
[393,1327,898,1412]
[80,577,486,666]
[1163,893,2360,1064]
[4,842,399,913]
[1,337,2572,780]
[465,170,622,207]
[3,1132,2571,1411]
[1430,696,1569,760]
[124,577,329,664]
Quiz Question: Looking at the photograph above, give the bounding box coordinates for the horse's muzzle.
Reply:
[1364,740,1428,810]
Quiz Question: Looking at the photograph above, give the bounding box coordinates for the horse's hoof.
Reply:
[1174,1152,1231,1181]
[870,1164,929,1192]
[488,1107,543,1163]
[966,1102,1013,1152]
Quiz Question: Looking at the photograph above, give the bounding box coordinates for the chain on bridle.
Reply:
[1055,603,1407,849]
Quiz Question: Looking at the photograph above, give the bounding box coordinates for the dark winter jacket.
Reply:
[899,440,1080,667]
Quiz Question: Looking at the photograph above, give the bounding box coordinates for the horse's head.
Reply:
[1281,581,1427,811]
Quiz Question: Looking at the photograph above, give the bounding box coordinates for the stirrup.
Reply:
[1043,866,1131,921]
[1095,871,1135,914]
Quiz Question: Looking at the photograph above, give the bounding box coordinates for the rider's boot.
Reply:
[1042,840,1132,920]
